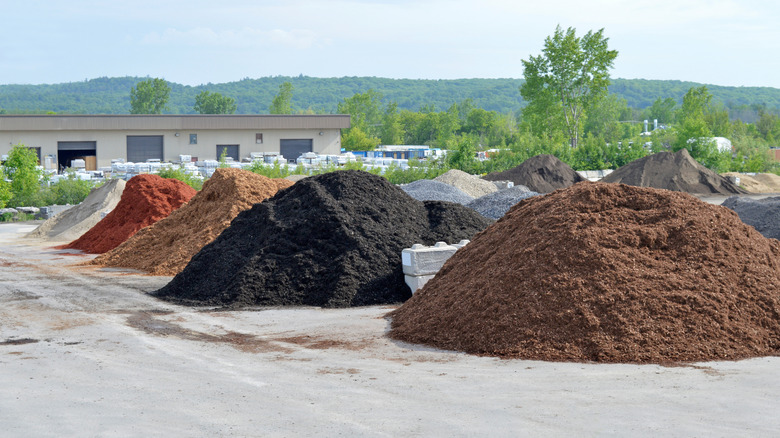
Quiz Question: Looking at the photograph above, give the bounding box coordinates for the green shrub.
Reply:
[157,167,204,190]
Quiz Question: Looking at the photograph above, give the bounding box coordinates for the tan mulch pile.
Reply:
[92,168,293,275]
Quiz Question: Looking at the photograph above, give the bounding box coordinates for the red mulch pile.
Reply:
[388,182,780,364]
[62,174,197,254]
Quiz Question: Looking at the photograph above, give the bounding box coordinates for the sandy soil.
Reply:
[1,222,779,437]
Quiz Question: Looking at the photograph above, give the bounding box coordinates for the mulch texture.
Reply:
[389,182,780,364]
[154,170,493,308]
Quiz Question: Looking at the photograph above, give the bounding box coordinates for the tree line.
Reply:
[2,75,780,116]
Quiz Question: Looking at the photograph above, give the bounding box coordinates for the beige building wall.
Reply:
[0,127,342,168]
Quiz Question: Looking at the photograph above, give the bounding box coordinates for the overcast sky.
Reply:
[2,0,779,88]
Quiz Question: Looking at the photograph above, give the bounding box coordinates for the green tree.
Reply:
[583,94,626,144]
[338,89,384,149]
[269,82,294,114]
[645,97,677,125]
[5,144,43,207]
[674,86,732,171]
[341,126,381,150]
[380,102,404,145]
[520,26,618,148]
[194,91,237,114]
[0,166,12,208]
[130,78,170,114]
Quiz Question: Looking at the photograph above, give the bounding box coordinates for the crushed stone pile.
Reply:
[154,170,493,308]
[466,185,541,220]
[722,196,780,241]
[482,154,585,193]
[601,149,747,194]
[92,168,293,275]
[26,179,126,242]
[721,173,774,193]
[62,174,197,254]
[400,179,474,205]
[752,173,780,192]
[389,182,780,364]
[434,169,497,198]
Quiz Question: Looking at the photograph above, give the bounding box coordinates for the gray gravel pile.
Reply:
[466,185,541,220]
[434,169,498,198]
[721,196,780,240]
[401,179,475,205]
[26,178,126,242]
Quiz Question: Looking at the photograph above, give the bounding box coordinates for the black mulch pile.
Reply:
[153,170,494,308]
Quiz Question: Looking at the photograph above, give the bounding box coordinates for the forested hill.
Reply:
[1,76,779,115]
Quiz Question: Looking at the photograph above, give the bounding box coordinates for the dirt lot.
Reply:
[1,221,779,437]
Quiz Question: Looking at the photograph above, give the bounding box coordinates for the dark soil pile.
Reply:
[389,182,780,364]
[62,174,197,254]
[482,154,585,193]
[601,149,747,194]
[154,170,493,308]
[722,196,780,241]
[92,168,294,275]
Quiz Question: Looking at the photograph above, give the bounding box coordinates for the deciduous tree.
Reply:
[520,26,618,148]
[194,91,237,114]
[5,144,42,207]
[130,78,170,114]
[269,82,294,114]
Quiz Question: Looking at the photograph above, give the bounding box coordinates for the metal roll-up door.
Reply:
[57,141,96,151]
[127,135,163,162]
[216,144,240,161]
[280,139,313,162]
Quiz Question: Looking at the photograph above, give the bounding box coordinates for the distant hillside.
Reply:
[1,76,779,115]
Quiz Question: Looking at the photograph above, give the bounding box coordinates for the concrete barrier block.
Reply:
[404,274,435,294]
[402,241,458,276]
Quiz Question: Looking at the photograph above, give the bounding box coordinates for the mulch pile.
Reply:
[92,168,293,275]
[482,154,585,193]
[602,149,747,194]
[154,170,493,308]
[389,182,780,363]
[722,196,780,241]
[62,174,197,254]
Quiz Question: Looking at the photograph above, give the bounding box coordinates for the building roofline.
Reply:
[0,114,351,131]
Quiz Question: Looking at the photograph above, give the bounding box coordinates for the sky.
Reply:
[2,0,779,88]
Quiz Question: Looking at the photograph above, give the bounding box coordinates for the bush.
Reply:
[38,172,100,205]
[157,167,204,190]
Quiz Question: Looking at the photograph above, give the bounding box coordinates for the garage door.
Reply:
[280,139,313,162]
[127,135,163,162]
[57,141,96,151]
[217,144,240,161]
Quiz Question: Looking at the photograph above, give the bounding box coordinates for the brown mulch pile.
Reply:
[92,168,293,275]
[62,174,197,254]
[388,182,780,364]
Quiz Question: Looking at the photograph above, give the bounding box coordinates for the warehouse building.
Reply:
[0,114,350,171]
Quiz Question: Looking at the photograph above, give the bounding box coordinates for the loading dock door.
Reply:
[58,141,97,170]
[216,144,240,161]
[280,139,313,162]
[127,135,163,162]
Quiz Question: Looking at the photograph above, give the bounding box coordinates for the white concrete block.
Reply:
[401,241,458,276]
[405,274,435,294]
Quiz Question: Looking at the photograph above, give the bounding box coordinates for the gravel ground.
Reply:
[2,222,780,437]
